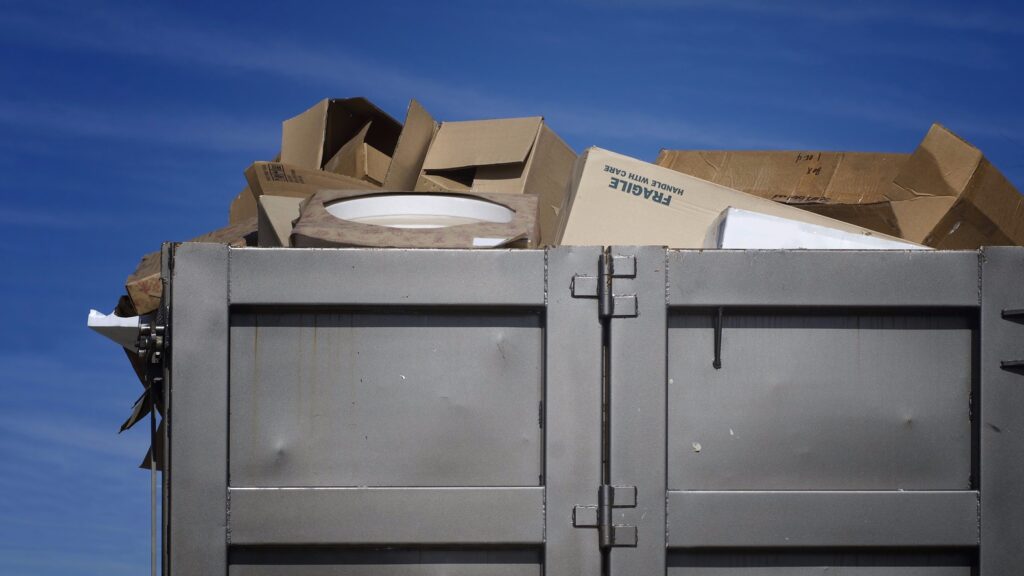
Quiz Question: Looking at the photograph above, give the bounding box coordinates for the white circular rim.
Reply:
[326,194,515,229]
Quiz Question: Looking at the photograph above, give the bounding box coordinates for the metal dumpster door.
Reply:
[167,245,605,576]
[604,248,1024,576]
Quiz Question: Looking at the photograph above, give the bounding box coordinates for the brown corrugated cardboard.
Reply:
[280,98,402,172]
[557,148,912,248]
[323,121,391,185]
[383,100,438,190]
[890,124,1024,248]
[415,116,575,246]
[245,161,375,201]
[655,150,911,205]
[229,186,257,225]
[291,189,539,249]
[257,195,304,247]
[125,218,258,314]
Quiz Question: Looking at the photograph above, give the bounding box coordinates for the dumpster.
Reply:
[149,244,1023,575]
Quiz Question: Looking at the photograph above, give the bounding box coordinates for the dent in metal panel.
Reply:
[979,247,1024,575]
[544,247,604,576]
[169,243,230,576]
[229,248,546,306]
[227,487,545,545]
[668,311,972,490]
[667,250,980,308]
[230,311,543,487]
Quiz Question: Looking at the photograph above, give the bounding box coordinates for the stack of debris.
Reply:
[89,96,1024,465]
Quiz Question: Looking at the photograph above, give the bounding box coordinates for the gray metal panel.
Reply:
[229,310,543,487]
[667,491,980,548]
[667,250,980,307]
[229,248,545,306]
[544,247,604,576]
[169,243,230,575]
[667,311,973,490]
[229,548,540,576]
[228,487,544,545]
[608,246,667,576]
[979,247,1024,575]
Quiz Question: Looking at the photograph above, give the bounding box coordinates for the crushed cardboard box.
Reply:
[557,147,914,249]
[891,124,1024,248]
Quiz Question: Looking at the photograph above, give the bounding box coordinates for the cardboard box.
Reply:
[656,150,911,237]
[257,195,304,247]
[556,147,909,248]
[415,115,576,246]
[281,97,403,174]
[282,98,438,189]
[291,189,539,249]
[245,161,374,201]
[125,217,258,314]
[708,207,927,250]
[890,124,1024,248]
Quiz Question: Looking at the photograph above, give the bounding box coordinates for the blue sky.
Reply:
[1,0,1022,574]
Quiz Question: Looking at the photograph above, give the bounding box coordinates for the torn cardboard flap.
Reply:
[557,147,911,249]
[291,189,539,249]
[125,217,258,315]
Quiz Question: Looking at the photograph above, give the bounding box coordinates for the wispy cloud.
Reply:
[575,0,1024,34]
[0,97,277,154]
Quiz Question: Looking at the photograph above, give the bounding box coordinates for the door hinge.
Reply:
[571,252,638,319]
[572,484,638,548]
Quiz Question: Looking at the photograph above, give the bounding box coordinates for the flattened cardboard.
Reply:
[655,150,911,205]
[415,116,575,246]
[245,161,375,201]
[257,195,304,247]
[891,123,1024,248]
[291,189,539,249]
[557,148,909,249]
[280,97,402,171]
[126,217,258,314]
[383,100,438,190]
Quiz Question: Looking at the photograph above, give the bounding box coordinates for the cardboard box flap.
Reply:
[422,116,543,171]
[323,120,372,176]
[257,195,304,247]
[281,97,402,170]
[245,161,373,200]
[384,100,438,189]
[893,124,983,198]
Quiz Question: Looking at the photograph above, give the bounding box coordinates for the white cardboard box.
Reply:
[707,207,928,250]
